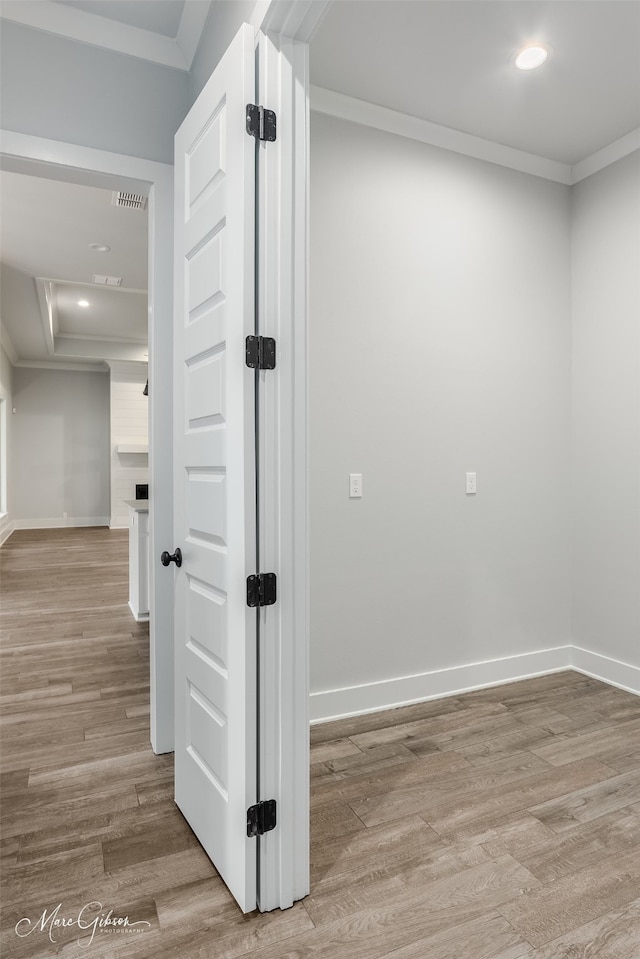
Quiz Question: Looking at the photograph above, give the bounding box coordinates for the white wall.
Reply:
[0,346,13,544]
[108,361,149,529]
[0,21,189,164]
[571,151,640,677]
[11,367,110,526]
[310,114,573,718]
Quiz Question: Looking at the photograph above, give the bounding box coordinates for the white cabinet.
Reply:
[126,500,149,621]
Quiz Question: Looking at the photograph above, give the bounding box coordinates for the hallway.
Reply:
[0,528,220,956]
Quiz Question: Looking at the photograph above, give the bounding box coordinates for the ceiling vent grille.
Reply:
[92,274,123,286]
[112,191,147,211]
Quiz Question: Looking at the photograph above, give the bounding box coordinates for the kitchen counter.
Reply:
[126,500,149,621]
[124,499,149,512]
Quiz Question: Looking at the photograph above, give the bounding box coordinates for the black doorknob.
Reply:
[161,548,182,568]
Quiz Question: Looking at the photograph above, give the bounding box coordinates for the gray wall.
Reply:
[11,367,110,523]
[189,0,258,104]
[0,21,189,163]
[571,150,640,669]
[310,114,573,696]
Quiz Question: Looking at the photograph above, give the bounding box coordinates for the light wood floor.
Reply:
[1,528,640,958]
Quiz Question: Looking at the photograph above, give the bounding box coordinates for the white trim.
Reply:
[0,0,188,70]
[35,279,55,355]
[146,175,174,755]
[256,29,313,912]
[572,646,640,696]
[310,647,573,724]
[310,87,638,187]
[250,1,330,913]
[13,360,107,372]
[1,128,174,757]
[37,276,147,296]
[128,602,150,623]
[571,129,640,183]
[0,130,171,187]
[176,0,212,70]
[12,516,110,530]
[0,520,14,547]
[0,322,18,365]
[260,0,332,40]
[311,86,574,185]
[55,332,147,345]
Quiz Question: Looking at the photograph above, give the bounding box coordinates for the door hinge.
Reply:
[247,572,277,608]
[247,799,277,837]
[245,335,276,370]
[246,104,277,142]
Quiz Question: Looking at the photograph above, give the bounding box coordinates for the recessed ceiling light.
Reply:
[78,299,90,308]
[515,44,549,71]
[88,243,110,252]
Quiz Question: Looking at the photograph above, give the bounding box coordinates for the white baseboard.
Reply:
[0,519,14,547]
[572,646,640,696]
[310,646,573,724]
[128,602,149,623]
[11,517,110,530]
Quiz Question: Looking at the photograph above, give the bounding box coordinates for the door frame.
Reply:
[0,129,175,754]
[252,0,331,910]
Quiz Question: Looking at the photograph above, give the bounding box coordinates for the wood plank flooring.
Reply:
[2,527,640,958]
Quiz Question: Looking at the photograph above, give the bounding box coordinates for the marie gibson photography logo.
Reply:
[15,901,152,948]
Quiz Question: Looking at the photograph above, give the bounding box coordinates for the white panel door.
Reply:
[172,22,257,913]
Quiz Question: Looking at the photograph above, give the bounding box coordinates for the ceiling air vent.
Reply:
[112,191,147,211]
[92,274,123,286]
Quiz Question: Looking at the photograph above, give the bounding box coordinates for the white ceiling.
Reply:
[1,172,148,288]
[0,171,148,366]
[311,1,640,166]
[54,283,147,341]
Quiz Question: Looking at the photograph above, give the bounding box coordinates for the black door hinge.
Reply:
[246,572,277,608]
[247,799,277,837]
[246,104,277,142]
[245,335,276,370]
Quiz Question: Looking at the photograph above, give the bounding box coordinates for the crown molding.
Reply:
[311,86,573,185]
[55,331,147,345]
[571,128,640,184]
[0,0,192,70]
[311,86,639,186]
[13,359,108,372]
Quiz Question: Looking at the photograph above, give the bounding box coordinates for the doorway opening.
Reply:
[0,135,174,754]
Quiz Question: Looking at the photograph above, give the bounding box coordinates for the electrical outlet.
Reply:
[349,473,362,498]
[466,472,477,495]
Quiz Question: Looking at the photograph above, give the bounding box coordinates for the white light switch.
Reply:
[349,473,362,498]
[466,472,477,495]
